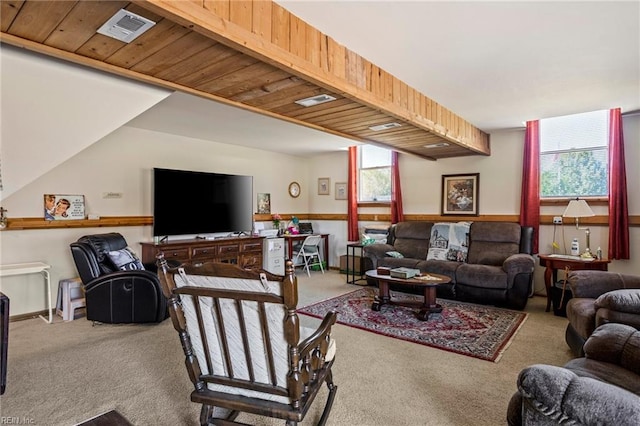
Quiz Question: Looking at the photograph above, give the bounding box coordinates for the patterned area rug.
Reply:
[298,288,528,362]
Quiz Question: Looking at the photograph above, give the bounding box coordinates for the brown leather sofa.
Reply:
[363,221,535,309]
[565,270,640,356]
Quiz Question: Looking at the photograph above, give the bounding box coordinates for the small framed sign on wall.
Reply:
[44,194,85,220]
[441,173,479,216]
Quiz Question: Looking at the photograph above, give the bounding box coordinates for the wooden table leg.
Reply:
[417,286,442,321]
[372,280,390,311]
[544,266,553,312]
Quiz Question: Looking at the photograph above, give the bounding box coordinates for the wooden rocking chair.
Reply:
[156,255,338,426]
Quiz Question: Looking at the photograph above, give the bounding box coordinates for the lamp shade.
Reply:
[562,199,595,218]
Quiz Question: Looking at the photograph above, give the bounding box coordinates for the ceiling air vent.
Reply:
[97,9,156,43]
[368,122,402,131]
[424,142,450,149]
[294,94,337,107]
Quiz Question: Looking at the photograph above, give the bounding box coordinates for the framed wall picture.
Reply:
[318,177,330,195]
[44,194,85,220]
[257,193,271,214]
[335,182,347,200]
[441,173,479,216]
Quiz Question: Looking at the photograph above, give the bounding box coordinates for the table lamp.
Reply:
[562,198,595,257]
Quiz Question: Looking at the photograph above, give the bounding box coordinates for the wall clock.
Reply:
[288,182,301,198]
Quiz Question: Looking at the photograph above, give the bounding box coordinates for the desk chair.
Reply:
[292,235,325,277]
[156,256,338,426]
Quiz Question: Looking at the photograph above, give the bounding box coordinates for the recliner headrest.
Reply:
[77,233,127,263]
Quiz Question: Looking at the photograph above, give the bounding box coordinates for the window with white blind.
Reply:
[539,110,609,198]
[358,145,391,202]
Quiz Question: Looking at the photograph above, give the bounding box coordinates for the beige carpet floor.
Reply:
[1,270,572,425]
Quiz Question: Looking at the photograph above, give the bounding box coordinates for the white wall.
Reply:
[1,106,638,315]
[0,127,313,315]
[0,45,171,199]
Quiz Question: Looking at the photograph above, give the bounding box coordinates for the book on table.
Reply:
[390,267,421,279]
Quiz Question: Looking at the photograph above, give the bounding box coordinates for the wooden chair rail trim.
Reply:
[3,214,638,231]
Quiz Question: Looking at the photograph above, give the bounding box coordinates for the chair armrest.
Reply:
[583,323,640,375]
[517,364,640,424]
[503,253,535,282]
[298,310,337,358]
[363,243,396,261]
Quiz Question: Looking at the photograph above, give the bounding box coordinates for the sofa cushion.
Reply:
[595,289,640,315]
[582,323,640,377]
[426,222,471,262]
[415,260,460,282]
[390,222,433,259]
[566,357,640,395]
[466,222,520,265]
[377,257,421,269]
[456,264,507,290]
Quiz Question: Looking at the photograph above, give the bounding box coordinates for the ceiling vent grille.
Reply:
[368,122,402,131]
[424,142,450,149]
[97,9,156,43]
[294,94,337,107]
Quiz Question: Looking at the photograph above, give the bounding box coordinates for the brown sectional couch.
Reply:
[565,270,640,356]
[363,221,535,309]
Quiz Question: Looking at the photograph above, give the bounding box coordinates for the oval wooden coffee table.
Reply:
[365,270,452,321]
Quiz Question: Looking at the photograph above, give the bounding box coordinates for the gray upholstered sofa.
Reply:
[507,323,640,425]
[363,221,535,309]
[565,270,640,356]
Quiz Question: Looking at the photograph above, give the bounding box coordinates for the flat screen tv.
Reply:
[153,168,253,237]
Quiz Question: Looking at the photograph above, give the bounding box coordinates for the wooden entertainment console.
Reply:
[140,236,263,269]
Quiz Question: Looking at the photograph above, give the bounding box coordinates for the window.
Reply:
[539,110,608,198]
[358,145,391,202]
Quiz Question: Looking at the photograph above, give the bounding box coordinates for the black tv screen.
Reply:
[153,168,253,237]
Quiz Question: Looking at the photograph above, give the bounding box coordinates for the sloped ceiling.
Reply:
[0,45,171,199]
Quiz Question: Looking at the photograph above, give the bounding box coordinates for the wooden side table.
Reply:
[538,254,611,312]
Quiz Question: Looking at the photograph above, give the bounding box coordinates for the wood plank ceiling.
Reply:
[0,0,491,160]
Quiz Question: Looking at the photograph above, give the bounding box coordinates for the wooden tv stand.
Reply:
[140,236,264,269]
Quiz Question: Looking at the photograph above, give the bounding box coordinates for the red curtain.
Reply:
[520,120,540,253]
[608,108,629,259]
[347,146,359,241]
[390,151,404,223]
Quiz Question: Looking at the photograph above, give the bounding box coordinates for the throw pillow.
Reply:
[386,251,404,258]
[363,232,388,244]
[107,247,145,271]
[426,222,471,262]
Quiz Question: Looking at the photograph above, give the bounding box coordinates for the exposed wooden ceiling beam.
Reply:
[1,0,491,160]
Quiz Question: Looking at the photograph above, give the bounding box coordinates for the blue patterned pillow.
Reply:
[107,247,145,271]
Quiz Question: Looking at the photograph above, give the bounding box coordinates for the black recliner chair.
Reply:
[70,233,168,324]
